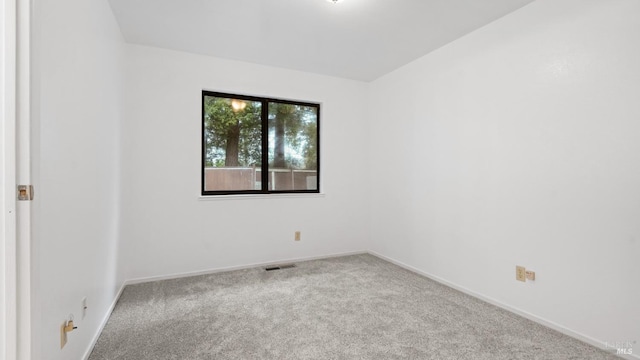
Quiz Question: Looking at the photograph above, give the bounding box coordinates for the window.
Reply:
[202,91,320,195]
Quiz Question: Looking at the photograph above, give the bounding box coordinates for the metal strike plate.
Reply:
[17,185,34,201]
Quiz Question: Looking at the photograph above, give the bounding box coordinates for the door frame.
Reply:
[2,0,19,358]
[2,0,32,359]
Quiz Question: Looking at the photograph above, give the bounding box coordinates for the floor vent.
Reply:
[265,264,297,271]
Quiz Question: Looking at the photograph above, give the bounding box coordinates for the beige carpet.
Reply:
[88,254,617,359]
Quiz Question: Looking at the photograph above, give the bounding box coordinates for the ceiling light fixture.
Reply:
[326,0,343,3]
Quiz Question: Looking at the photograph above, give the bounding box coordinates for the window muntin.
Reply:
[202,91,320,195]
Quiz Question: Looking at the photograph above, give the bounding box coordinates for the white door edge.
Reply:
[16,0,32,358]
[3,0,32,359]
[1,0,19,359]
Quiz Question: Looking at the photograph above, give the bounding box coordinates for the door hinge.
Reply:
[17,185,34,201]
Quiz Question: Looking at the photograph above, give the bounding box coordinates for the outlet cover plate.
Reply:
[516,266,526,282]
[60,322,68,348]
[525,270,535,281]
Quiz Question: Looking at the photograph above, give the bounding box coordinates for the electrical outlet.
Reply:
[516,266,526,282]
[525,270,536,281]
[294,231,301,241]
[81,297,87,319]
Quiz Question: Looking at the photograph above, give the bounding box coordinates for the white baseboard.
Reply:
[367,251,638,360]
[124,250,367,285]
[82,283,126,360]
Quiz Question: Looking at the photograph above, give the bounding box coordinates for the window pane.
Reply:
[268,102,318,191]
[203,96,262,191]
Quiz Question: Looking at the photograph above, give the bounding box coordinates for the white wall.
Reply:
[119,45,370,281]
[34,0,124,359]
[369,0,640,350]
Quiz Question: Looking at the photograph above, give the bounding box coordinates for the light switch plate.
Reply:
[82,297,87,319]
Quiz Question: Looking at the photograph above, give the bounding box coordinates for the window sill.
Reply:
[198,193,326,201]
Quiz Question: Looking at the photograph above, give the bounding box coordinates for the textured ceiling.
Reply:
[108,0,535,81]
